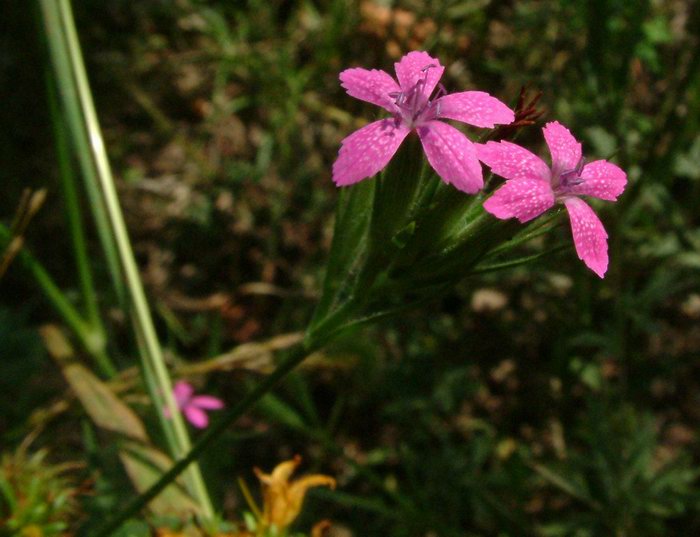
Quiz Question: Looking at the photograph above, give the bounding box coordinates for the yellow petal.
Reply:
[288,474,337,499]
[270,454,302,483]
[253,454,301,486]
[254,456,336,530]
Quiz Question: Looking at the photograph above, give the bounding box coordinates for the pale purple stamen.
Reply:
[431,83,447,116]
[433,83,447,100]
[558,156,587,189]
[390,64,446,125]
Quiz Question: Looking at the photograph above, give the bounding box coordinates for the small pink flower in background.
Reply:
[165,381,224,429]
[478,121,627,278]
[333,51,514,193]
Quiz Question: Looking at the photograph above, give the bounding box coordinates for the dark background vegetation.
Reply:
[2,0,700,535]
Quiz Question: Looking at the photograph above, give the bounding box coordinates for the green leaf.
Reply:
[41,326,146,441]
[531,463,597,509]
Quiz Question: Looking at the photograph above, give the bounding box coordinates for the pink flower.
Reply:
[478,121,627,278]
[165,381,224,429]
[332,51,515,193]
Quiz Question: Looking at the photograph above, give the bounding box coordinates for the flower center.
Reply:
[389,64,445,128]
[554,156,586,193]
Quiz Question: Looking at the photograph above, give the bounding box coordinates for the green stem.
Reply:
[47,70,107,347]
[93,344,311,537]
[138,340,183,458]
[305,294,365,349]
[39,0,214,517]
[0,224,114,376]
[37,0,125,307]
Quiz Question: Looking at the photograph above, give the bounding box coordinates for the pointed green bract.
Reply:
[308,135,534,347]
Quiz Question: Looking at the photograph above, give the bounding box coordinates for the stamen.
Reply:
[388,91,405,105]
[391,64,443,125]
[559,156,587,188]
[433,83,446,100]
[407,76,427,112]
[404,65,438,120]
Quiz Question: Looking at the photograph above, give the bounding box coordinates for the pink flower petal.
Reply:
[184,405,209,429]
[571,159,627,201]
[477,141,550,183]
[191,395,224,410]
[332,119,411,186]
[483,178,555,223]
[563,197,609,278]
[543,121,582,173]
[394,51,444,101]
[436,91,514,128]
[339,68,401,113]
[173,381,193,407]
[417,120,482,193]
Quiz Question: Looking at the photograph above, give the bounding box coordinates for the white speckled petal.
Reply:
[543,121,582,173]
[394,51,444,101]
[564,197,609,278]
[332,119,411,186]
[436,91,514,128]
[477,141,550,183]
[483,178,555,223]
[417,120,482,193]
[339,68,401,113]
[571,159,627,201]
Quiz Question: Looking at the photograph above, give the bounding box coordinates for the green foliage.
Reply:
[536,402,700,536]
[0,308,47,440]
[0,448,77,537]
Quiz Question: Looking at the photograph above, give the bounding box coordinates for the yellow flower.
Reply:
[253,455,336,531]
